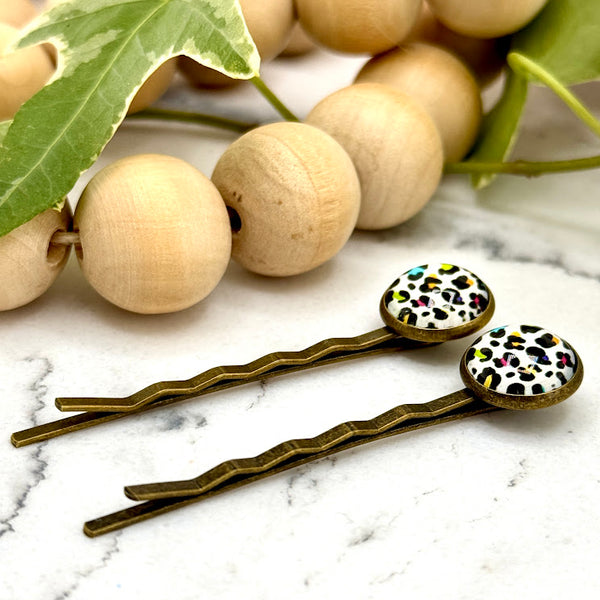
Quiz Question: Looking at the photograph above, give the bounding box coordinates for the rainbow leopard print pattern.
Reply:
[382,263,490,330]
[464,325,577,395]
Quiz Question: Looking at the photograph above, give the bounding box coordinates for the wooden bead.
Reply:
[296,0,422,54]
[427,0,548,38]
[280,22,316,57]
[0,205,72,311]
[211,122,360,277]
[355,43,482,162]
[306,83,443,230]
[75,154,232,314]
[179,0,294,88]
[127,59,176,114]
[0,0,37,28]
[0,23,55,121]
[406,3,507,86]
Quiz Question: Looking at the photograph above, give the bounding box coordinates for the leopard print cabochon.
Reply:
[382,263,490,330]
[464,325,578,396]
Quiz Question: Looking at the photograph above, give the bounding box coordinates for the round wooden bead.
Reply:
[427,0,549,38]
[0,0,37,28]
[0,23,55,121]
[355,43,482,162]
[306,83,443,230]
[127,59,176,114]
[296,0,422,54]
[179,0,294,88]
[0,205,72,311]
[75,154,232,314]
[211,122,360,277]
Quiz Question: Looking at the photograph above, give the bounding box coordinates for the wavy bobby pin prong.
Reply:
[82,324,582,537]
[11,262,494,447]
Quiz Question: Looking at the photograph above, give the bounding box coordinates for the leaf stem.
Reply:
[251,76,299,122]
[126,108,257,133]
[508,52,600,139]
[445,155,600,176]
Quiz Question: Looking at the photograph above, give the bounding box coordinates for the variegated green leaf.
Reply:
[0,0,259,237]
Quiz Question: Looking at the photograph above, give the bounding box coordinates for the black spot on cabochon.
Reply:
[490,328,506,339]
[521,325,542,334]
[477,367,501,390]
[532,383,545,394]
[439,265,459,275]
[442,288,464,304]
[408,283,416,290]
[384,290,394,305]
[451,275,472,290]
[526,346,551,366]
[407,268,426,281]
[466,346,493,362]
[469,293,488,311]
[390,278,400,288]
[556,351,574,369]
[504,334,525,349]
[557,372,568,385]
[517,368,536,382]
[419,276,442,293]
[506,382,525,395]
[398,308,417,326]
[490,340,500,347]
[535,333,559,348]
[411,294,432,308]
[493,352,520,369]
[433,307,449,320]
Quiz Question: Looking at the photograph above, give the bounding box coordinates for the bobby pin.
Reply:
[83,324,583,537]
[11,262,494,447]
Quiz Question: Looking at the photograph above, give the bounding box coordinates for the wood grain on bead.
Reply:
[127,58,176,114]
[296,0,422,54]
[0,0,37,28]
[306,83,443,230]
[75,154,232,314]
[179,0,294,88]
[0,23,55,121]
[211,122,360,277]
[0,205,71,311]
[427,0,549,38]
[406,3,507,86]
[355,43,482,162]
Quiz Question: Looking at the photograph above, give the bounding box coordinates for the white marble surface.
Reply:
[2,22,600,600]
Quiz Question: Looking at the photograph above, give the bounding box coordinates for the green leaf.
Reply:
[511,0,600,85]
[0,0,260,237]
[467,69,529,188]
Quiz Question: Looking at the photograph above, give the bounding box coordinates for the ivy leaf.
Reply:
[466,0,600,188]
[511,0,600,85]
[0,0,260,237]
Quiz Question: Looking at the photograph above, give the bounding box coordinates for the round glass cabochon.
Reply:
[382,263,490,330]
[464,325,577,396]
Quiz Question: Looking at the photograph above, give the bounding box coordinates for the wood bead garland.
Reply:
[296,0,422,55]
[211,122,360,277]
[0,205,71,311]
[355,42,482,162]
[306,83,443,230]
[0,23,55,121]
[75,154,232,314]
[127,59,177,114]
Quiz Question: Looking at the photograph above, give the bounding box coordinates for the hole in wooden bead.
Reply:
[46,230,69,267]
[227,206,242,234]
